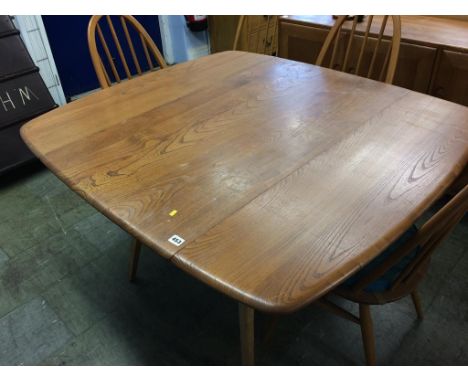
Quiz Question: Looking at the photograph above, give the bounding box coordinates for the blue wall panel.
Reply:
[42,15,163,99]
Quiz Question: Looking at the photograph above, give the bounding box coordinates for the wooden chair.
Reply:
[233,16,278,55]
[87,15,167,281]
[317,184,468,365]
[316,16,401,84]
[87,15,167,89]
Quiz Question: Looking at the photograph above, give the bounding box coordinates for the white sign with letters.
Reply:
[168,235,185,247]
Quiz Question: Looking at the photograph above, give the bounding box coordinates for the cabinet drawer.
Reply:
[0,121,35,174]
[431,50,468,106]
[394,43,436,93]
[0,34,36,80]
[0,15,15,36]
[0,71,56,129]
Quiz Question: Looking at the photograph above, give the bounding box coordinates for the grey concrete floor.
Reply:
[0,163,467,366]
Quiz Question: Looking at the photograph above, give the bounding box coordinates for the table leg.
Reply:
[128,238,141,282]
[239,303,255,365]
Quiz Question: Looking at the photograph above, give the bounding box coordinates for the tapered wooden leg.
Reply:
[239,303,255,366]
[263,315,279,345]
[128,238,142,282]
[359,304,376,366]
[411,290,424,320]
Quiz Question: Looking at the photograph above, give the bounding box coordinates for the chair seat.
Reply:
[342,225,420,293]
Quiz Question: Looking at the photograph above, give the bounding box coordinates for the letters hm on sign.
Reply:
[0,86,40,113]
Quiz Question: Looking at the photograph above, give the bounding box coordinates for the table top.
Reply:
[21,51,468,313]
[281,15,468,53]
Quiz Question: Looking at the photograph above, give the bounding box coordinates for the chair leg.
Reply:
[128,238,142,282]
[411,290,424,320]
[239,303,255,366]
[359,304,376,366]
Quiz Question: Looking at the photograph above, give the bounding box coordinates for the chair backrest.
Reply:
[87,15,167,89]
[352,184,468,297]
[316,16,401,84]
[233,16,278,55]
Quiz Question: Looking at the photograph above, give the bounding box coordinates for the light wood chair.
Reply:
[87,15,167,281]
[233,16,278,55]
[87,15,167,89]
[317,184,468,365]
[232,16,244,50]
[316,16,401,84]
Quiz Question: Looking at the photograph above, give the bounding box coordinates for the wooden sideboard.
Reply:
[278,16,468,106]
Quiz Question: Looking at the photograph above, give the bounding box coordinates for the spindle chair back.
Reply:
[88,15,167,89]
[316,15,401,84]
[318,184,468,365]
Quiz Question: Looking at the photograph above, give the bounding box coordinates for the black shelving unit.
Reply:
[0,15,57,175]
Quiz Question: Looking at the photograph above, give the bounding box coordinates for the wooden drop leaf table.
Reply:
[21,51,468,365]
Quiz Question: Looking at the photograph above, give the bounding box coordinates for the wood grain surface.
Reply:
[21,51,468,313]
[282,15,468,53]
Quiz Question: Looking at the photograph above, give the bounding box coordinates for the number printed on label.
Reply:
[168,234,185,246]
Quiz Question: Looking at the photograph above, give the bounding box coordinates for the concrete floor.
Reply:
[0,163,467,366]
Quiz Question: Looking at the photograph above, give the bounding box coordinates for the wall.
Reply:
[158,16,210,65]
[13,15,66,106]
[41,16,163,100]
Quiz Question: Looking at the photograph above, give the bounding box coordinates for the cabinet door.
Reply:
[345,35,392,80]
[265,18,278,55]
[431,50,468,106]
[246,16,278,55]
[208,16,240,53]
[278,22,437,94]
[394,43,436,93]
[348,37,436,92]
[278,22,342,68]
